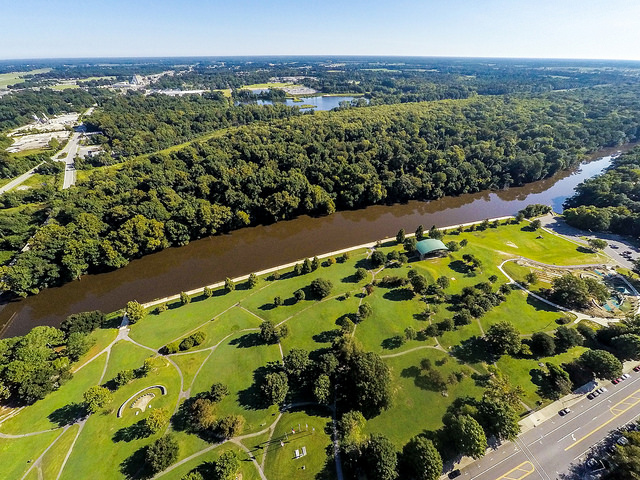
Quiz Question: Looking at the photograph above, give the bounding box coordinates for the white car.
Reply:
[622,373,631,380]
[597,387,608,394]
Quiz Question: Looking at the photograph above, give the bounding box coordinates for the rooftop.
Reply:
[416,239,448,255]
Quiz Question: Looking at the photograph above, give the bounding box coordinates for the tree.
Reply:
[273,296,282,307]
[477,398,520,441]
[261,371,289,405]
[410,274,429,294]
[217,414,245,438]
[310,278,333,299]
[551,274,608,309]
[530,332,555,357]
[125,301,145,324]
[524,272,538,285]
[145,434,179,473]
[612,334,640,360]
[188,397,217,431]
[587,238,608,251]
[83,385,113,413]
[293,288,305,302]
[362,434,398,480]
[247,273,258,288]
[539,363,572,400]
[180,291,190,305]
[224,277,235,292]
[60,310,105,335]
[65,332,95,361]
[396,229,405,244]
[447,414,487,459]
[355,267,368,281]
[203,286,214,298]
[436,276,450,289]
[144,408,169,434]
[259,320,280,344]
[371,250,385,267]
[314,374,332,404]
[530,219,542,230]
[358,303,373,321]
[283,349,310,384]
[401,436,442,480]
[210,382,229,403]
[114,369,135,388]
[580,349,623,380]
[485,321,521,356]
[554,326,584,352]
[302,258,313,274]
[343,351,392,418]
[404,237,417,254]
[312,256,320,271]
[214,450,240,480]
[416,225,424,240]
[428,225,443,240]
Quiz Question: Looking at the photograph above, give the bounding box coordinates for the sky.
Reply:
[1,0,640,60]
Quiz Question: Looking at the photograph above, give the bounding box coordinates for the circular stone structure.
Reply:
[117,385,167,418]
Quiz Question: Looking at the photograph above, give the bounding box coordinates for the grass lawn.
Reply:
[170,350,212,391]
[242,82,303,90]
[75,163,125,184]
[0,430,60,480]
[190,331,282,435]
[51,84,80,90]
[496,346,588,408]
[73,327,118,368]
[157,442,262,480]
[367,348,482,447]
[60,358,182,480]
[0,353,106,435]
[102,340,154,381]
[0,68,50,88]
[263,408,334,480]
[479,290,564,335]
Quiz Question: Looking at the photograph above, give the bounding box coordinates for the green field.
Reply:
[0,68,51,88]
[0,220,613,478]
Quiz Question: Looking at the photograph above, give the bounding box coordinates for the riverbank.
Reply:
[139,215,513,310]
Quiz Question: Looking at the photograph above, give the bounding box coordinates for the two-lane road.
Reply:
[56,131,81,189]
[460,371,640,480]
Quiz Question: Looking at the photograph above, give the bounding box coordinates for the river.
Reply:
[0,144,633,338]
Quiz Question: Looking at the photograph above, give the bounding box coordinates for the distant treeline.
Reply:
[2,86,640,297]
[564,147,640,235]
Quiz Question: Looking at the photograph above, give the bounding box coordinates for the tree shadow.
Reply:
[120,446,151,479]
[238,364,279,411]
[450,336,492,364]
[401,366,420,378]
[113,420,150,442]
[448,260,469,274]
[48,402,87,427]
[229,332,262,348]
[258,303,276,311]
[382,288,414,302]
[381,336,405,350]
[341,274,359,284]
[576,246,594,254]
[313,329,342,344]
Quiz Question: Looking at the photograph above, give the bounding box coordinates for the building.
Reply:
[416,239,449,260]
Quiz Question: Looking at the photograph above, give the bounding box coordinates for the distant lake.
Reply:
[239,95,364,111]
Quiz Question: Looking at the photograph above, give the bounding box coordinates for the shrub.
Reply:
[273,296,283,307]
[224,278,235,292]
[155,303,168,314]
[247,273,258,288]
[164,341,180,354]
[180,292,190,305]
[294,289,305,302]
[310,278,333,299]
[203,287,214,298]
[179,336,195,351]
[113,369,135,388]
[355,267,368,281]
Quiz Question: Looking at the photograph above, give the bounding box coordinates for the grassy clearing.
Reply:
[75,163,126,184]
[102,340,154,381]
[0,430,60,480]
[0,353,106,435]
[73,327,118,368]
[242,82,303,90]
[51,84,80,90]
[0,68,50,88]
[40,424,80,479]
[169,350,212,390]
[263,408,334,480]
[366,348,482,447]
[496,346,588,408]
[191,332,281,435]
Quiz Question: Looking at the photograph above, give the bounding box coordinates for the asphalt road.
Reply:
[459,371,640,480]
[57,131,80,189]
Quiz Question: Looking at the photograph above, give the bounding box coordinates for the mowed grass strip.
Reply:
[0,430,61,480]
[102,340,154,381]
[40,424,80,479]
[0,352,106,435]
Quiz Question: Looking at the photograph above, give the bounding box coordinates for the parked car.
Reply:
[449,469,461,479]
[597,387,608,394]
[622,373,631,379]
[559,408,571,416]
[611,244,619,249]
[617,436,629,446]
[588,391,600,399]
[633,365,640,372]
[613,378,621,384]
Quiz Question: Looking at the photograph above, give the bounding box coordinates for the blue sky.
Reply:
[1,0,640,60]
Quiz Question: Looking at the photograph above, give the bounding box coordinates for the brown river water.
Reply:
[0,144,634,338]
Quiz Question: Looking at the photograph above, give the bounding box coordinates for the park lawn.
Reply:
[479,290,564,335]
[158,441,262,480]
[0,353,106,435]
[51,84,80,90]
[73,327,118,368]
[102,340,154,381]
[0,68,50,88]
[280,294,360,354]
[496,346,588,409]
[168,305,262,353]
[367,348,482,447]
[0,430,60,480]
[263,408,334,480]
[437,319,484,350]
[502,261,554,290]
[190,332,281,434]
[129,286,253,349]
[453,222,604,266]
[213,88,232,98]
[40,424,80,479]
[170,350,213,391]
[354,286,425,353]
[242,82,303,89]
[21,173,57,189]
[240,250,370,325]
[241,429,273,466]
[60,359,181,480]
[75,163,125,184]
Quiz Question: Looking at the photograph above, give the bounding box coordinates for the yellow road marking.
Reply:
[496,461,535,480]
[565,388,640,450]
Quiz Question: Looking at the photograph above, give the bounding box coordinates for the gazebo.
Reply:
[416,239,449,260]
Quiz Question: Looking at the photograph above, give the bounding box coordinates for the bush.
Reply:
[155,303,168,314]
[247,273,258,288]
[60,310,105,335]
[180,292,190,305]
[294,289,305,302]
[203,287,214,298]
[114,369,135,388]
[164,341,180,354]
[355,267,368,281]
[371,250,385,267]
[273,296,283,307]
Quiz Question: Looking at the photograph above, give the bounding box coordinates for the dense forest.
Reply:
[2,85,640,296]
[564,147,640,236]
